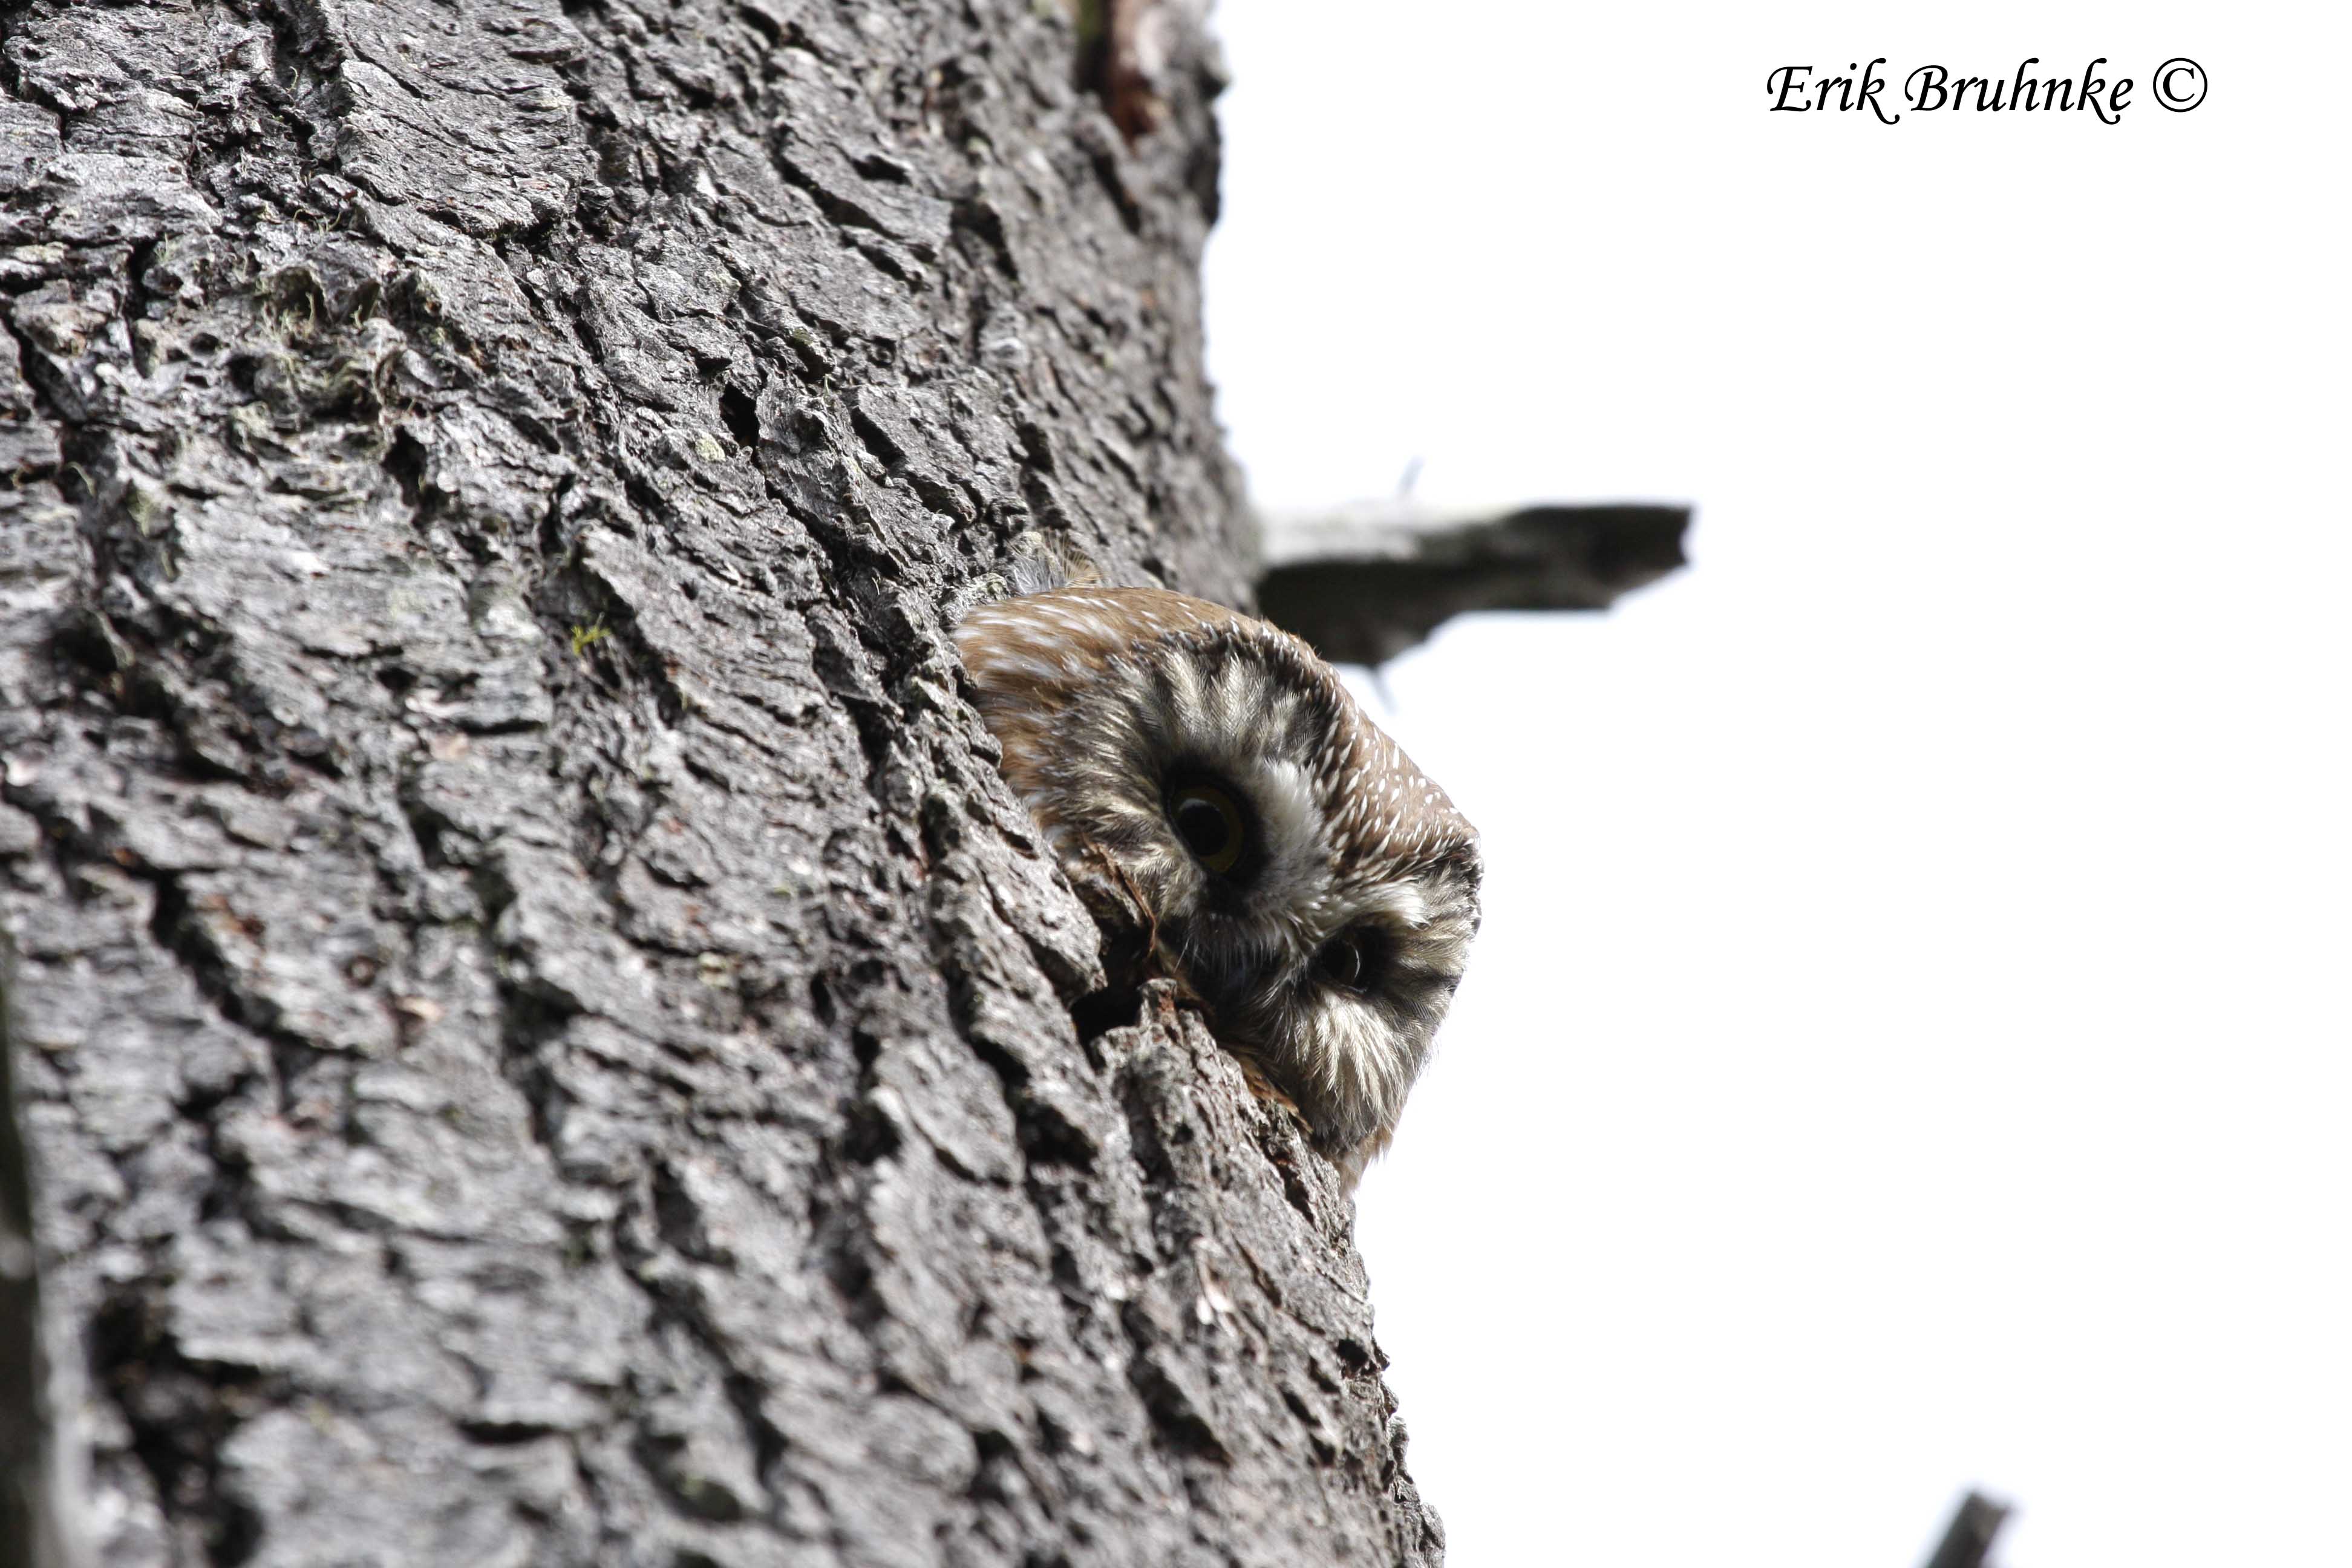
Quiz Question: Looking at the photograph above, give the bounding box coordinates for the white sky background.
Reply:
[1199,4,2350,1564]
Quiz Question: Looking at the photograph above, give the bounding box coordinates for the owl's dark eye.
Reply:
[1167,780,1248,876]
[1314,927,1385,995]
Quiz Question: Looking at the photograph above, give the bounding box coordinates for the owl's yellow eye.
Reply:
[1168,782,1247,875]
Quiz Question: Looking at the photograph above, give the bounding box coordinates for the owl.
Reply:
[954,584,1481,1183]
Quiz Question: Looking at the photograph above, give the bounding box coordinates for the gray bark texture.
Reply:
[0,1,1445,1564]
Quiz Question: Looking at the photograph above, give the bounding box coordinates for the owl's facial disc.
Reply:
[952,583,1483,1171]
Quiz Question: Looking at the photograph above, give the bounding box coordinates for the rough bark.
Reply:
[3,950,83,1568]
[0,1,1442,1564]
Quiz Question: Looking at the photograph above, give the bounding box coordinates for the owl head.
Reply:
[955,586,1481,1172]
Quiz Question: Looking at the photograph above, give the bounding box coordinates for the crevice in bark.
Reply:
[137,871,313,1112]
[86,1288,267,1568]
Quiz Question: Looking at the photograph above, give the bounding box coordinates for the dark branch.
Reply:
[1922,1489,2013,1568]
[1255,501,1691,665]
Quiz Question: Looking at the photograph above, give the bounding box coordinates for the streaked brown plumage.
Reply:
[955,586,1480,1183]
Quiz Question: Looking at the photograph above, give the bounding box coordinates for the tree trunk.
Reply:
[0,1,1443,1564]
